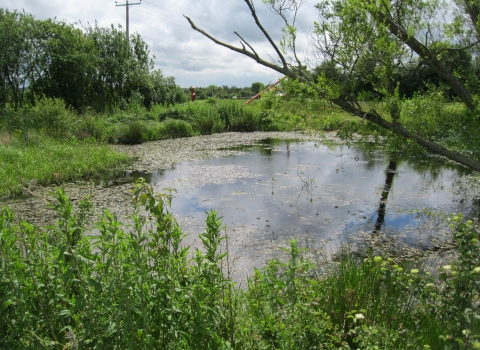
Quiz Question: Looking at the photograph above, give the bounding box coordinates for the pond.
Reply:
[2,132,479,281]
[121,137,479,279]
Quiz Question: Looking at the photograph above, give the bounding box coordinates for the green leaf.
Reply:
[63,267,75,286]
[139,193,148,206]
[87,278,102,292]
[58,309,71,317]
[74,294,84,313]
[58,245,67,261]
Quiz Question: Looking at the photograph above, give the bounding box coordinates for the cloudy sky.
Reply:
[0,0,319,88]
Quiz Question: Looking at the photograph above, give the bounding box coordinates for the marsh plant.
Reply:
[1,179,480,349]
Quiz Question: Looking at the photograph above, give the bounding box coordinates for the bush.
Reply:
[437,215,480,347]
[32,97,76,137]
[117,121,145,144]
[163,118,194,138]
[0,181,234,349]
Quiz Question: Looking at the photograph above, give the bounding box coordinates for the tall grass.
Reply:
[1,95,362,148]
[1,180,478,349]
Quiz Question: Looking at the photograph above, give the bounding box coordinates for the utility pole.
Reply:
[115,0,141,40]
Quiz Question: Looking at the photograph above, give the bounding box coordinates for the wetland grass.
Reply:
[0,137,130,197]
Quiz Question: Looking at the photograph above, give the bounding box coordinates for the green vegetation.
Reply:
[0,9,184,112]
[0,91,360,147]
[1,181,479,349]
[189,81,267,100]
[3,87,480,197]
[1,4,480,349]
[0,137,130,197]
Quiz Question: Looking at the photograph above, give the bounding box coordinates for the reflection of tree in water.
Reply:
[471,198,480,220]
[373,160,397,233]
[355,141,470,182]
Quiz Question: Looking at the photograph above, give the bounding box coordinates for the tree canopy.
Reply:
[0,9,184,112]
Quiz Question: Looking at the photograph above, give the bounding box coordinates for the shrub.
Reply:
[121,121,145,144]
[32,97,76,137]
[163,118,194,138]
[437,215,480,347]
[0,181,233,349]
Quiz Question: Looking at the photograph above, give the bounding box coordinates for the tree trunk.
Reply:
[333,97,480,171]
[374,9,476,112]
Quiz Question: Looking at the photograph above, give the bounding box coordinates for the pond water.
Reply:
[2,133,479,280]
[121,138,479,278]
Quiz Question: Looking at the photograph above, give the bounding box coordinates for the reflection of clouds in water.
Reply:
[159,140,477,281]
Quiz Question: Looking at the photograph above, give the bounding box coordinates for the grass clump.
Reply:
[1,180,479,349]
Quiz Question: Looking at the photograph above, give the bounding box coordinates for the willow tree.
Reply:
[185,0,480,172]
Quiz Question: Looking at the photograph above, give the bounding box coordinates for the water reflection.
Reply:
[116,139,475,256]
[373,160,397,233]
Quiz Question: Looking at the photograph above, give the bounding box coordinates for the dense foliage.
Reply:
[0,9,184,112]
[312,0,480,105]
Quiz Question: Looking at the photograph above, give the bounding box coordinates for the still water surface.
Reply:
[124,138,478,276]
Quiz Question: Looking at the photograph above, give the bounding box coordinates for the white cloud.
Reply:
[0,0,318,87]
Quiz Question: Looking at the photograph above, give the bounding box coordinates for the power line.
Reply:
[135,7,193,32]
[115,0,141,39]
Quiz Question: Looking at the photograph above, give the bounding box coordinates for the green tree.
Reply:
[0,10,183,113]
[34,20,98,111]
[147,69,185,106]
[86,24,131,111]
[251,81,265,94]
[85,24,154,111]
[0,10,41,108]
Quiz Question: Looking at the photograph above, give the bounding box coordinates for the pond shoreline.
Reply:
[114,131,332,172]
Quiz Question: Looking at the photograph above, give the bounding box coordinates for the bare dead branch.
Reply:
[184,15,294,78]
[184,1,480,172]
[234,31,259,58]
[243,0,289,69]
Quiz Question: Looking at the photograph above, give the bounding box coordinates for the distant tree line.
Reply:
[0,9,185,112]
[190,82,267,100]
